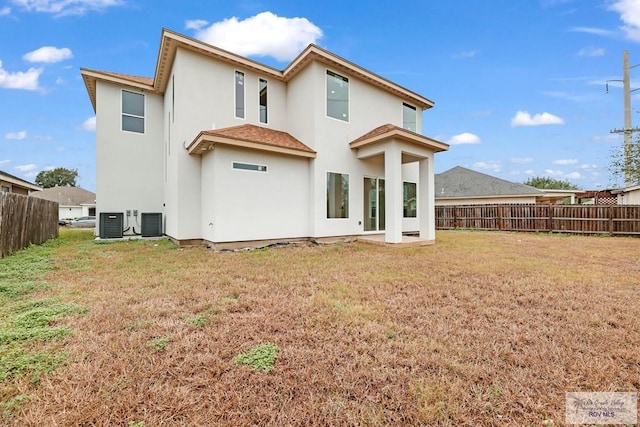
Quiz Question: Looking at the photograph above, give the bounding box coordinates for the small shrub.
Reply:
[233,343,278,372]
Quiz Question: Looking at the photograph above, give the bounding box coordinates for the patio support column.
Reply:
[419,156,435,241]
[384,145,403,243]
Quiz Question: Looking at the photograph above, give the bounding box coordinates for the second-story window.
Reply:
[403,103,417,132]
[259,78,268,124]
[235,71,245,119]
[122,90,145,134]
[327,70,349,122]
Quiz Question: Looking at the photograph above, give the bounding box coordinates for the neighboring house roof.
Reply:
[350,124,449,153]
[187,124,317,158]
[81,28,435,112]
[0,170,41,192]
[435,166,542,199]
[30,186,96,206]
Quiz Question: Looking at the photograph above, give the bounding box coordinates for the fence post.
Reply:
[609,206,614,235]
[548,205,553,233]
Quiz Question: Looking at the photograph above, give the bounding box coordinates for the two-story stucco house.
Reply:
[81,29,448,247]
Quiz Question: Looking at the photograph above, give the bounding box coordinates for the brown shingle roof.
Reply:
[187,124,316,158]
[96,70,154,86]
[30,186,96,205]
[350,124,449,152]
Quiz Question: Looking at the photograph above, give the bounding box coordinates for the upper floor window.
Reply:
[326,70,349,122]
[259,78,268,124]
[235,71,245,119]
[122,90,145,133]
[403,103,417,132]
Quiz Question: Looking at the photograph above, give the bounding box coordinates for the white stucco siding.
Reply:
[201,146,310,242]
[95,81,164,234]
[618,188,640,204]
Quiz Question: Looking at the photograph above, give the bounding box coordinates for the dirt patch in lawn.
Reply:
[2,230,639,426]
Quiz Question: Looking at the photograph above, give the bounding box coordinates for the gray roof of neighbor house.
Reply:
[435,166,542,198]
[0,170,42,191]
[30,186,96,205]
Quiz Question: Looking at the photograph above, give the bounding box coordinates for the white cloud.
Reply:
[23,46,72,63]
[569,26,614,37]
[593,134,621,142]
[0,160,10,166]
[5,130,27,140]
[577,46,605,57]
[609,0,640,42]
[544,169,582,180]
[453,50,477,59]
[473,160,501,172]
[14,163,37,172]
[82,116,96,131]
[511,157,534,164]
[581,164,598,170]
[10,0,124,16]
[553,158,578,165]
[185,19,208,30]
[510,110,565,126]
[524,169,535,175]
[0,6,10,15]
[0,60,41,90]
[447,132,481,145]
[190,11,323,62]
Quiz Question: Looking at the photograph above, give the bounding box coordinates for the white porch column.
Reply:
[419,156,435,241]
[384,146,403,243]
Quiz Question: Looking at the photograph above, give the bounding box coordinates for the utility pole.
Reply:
[609,50,640,186]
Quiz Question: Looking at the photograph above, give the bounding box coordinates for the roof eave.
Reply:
[187,132,316,158]
[80,68,156,112]
[350,129,449,152]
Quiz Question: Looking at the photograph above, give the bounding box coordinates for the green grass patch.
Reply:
[146,335,171,352]
[0,231,86,388]
[233,343,279,372]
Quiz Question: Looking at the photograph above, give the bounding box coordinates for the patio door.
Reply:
[364,177,385,231]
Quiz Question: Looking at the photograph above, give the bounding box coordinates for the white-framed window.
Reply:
[259,78,268,124]
[402,103,417,132]
[1,185,9,194]
[327,172,349,218]
[403,182,417,218]
[232,162,267,172]
[326,70,349,122]
[235,71,245,119]
[122,90,145,133]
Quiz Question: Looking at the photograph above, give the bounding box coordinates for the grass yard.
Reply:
[1,229,639,426]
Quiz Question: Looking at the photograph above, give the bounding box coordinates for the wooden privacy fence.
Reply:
[436,204,640,236]
[0,193,59,258]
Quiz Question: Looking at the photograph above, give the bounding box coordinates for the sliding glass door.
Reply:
[363,177,385,232]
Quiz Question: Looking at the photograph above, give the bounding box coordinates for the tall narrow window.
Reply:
[327,172,349,218]
[403,103,417,132]
[235,71,245,119]
[403,182,417,218]
[326,70,349,121]
[259,78,268,123]
[122,90,144,133]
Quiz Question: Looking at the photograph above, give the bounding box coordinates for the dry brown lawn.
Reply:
[2,229,639,426]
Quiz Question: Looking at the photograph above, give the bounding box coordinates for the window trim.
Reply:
[403,181,417,218]
[402,102,417,132]
[234,70,246,120]
[121,89,145,134]
[232,161,268,173]
[259,78,268,124]
[325,69,350,123]
[326,171,350,219]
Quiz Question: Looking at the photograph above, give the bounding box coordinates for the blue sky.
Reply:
[1,0,640,192]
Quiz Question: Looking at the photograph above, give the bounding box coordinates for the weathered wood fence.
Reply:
[0,193,59,258]
[436,204,640,236]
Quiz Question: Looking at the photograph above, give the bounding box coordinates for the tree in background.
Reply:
[608,135,640,187]
[524,176,580,190]
[35,167,79,188]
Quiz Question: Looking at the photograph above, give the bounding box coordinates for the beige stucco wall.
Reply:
[95,80,165,235]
